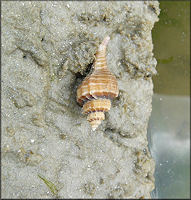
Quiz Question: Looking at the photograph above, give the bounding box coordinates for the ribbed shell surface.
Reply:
[77,68,119,106]
[76,36,119,131]
[82,99,111,114]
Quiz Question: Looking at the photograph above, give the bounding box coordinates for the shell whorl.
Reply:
[76,36,119,131]
[93,35,110,70]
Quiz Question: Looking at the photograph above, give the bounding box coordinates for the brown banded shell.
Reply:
[76,36,119,131]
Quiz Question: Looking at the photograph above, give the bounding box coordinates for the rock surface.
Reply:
[2,1,160,198]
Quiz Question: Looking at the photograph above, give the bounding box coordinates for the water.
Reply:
[152,1,190,96]
[148,94,190,198]
[149,1,190,198]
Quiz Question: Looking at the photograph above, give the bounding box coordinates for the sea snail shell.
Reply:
[76,36,119,131]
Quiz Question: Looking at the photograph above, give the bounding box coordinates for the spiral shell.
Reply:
[76,36,119,131]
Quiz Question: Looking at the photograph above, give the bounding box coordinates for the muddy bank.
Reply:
[2,1,159,198]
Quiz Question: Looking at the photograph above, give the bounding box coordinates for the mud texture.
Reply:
[2,1,159,198]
